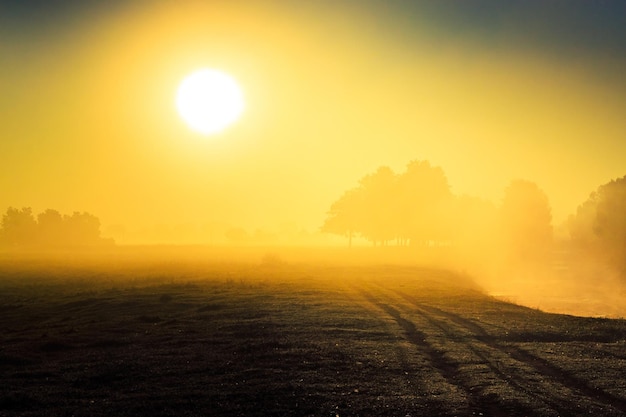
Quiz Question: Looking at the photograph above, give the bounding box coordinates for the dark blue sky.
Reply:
[2,0,625,57]
[332,0,626,72]
[2,1,623,86]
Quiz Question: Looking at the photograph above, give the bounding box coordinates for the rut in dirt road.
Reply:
[356,283,626,416]
[357,288,533,417]
[390,287,626,415]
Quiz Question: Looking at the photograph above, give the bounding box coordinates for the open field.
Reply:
[2,250,626,416]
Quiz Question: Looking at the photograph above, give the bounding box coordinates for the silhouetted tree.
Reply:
[397,160,454,246]
[64,212,102,246]
[0,207,37,247]
[37,209,65,246]
[0,207,108,248]
[321,187,364,247]
[500,180,553,261]
[568,175,626,275]
[321,160,456,247]
[358,166,397,246]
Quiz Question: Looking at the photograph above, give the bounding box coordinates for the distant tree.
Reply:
[568,175,626,275]
[358,166,397,246]
[0,207,37,247]
[0,207,109,248]
[37,209,65,246]
[500,180,553,261]
[64,212,102,246]
[396,160,454,246]
[321,187,365,247]
[321,160,456,247]
[568,193,599,249]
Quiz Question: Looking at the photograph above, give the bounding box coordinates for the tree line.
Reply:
[322,160,626,274]
[567,175,626,277]
[0,207,112,249]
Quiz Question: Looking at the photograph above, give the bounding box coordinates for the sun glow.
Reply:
[176,69,245,135]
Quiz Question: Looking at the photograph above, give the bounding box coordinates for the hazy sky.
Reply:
[1,0,625,242]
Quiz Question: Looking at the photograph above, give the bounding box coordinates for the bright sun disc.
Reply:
[176,69,245,135]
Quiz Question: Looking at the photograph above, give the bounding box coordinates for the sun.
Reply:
[176,69,245,135]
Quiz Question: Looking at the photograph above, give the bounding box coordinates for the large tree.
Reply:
[568,175,626,275]
[321,187,364,247]
[358,166,397,246]
[64,212,102,246]
[0,207,107,248]
[321,160,455,247]
[0,207,37,247]
[37,209,65,246]
[396,160,454,246]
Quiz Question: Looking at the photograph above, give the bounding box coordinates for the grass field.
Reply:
[1,249,626,416]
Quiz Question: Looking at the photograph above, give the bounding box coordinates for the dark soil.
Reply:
[1,257,626,416]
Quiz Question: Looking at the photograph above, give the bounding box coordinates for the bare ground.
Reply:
[1,258,626,416]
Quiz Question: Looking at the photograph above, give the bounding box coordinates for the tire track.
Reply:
[336,283,467,417]
[388,286,626,415]
[339,284,459,415]
[356,287,519,417]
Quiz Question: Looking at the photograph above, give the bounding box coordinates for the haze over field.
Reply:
[1,1,625,243]
[3,5,626,414]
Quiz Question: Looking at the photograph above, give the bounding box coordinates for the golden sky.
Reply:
[1,1,625,243]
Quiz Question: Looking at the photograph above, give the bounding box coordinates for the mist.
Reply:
[3,169,626,318]
[6,4,626,416]
[2,0,626,319]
